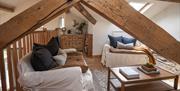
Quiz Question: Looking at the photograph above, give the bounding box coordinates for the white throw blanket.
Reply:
[18,52,94,91]
[101,44,148,67]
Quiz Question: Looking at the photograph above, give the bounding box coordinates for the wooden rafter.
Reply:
[0,3,14,12]
[159,0,180,3]
[0,0,80,49]
[74,2,96,24]
[81,0,180,63]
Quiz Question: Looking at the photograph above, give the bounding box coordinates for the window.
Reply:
[129,2,153,14]
[59,17,65,28]
[140,3,154,14]
[129,2,146,11]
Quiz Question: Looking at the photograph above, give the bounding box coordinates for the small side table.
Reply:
[107,66,179,91]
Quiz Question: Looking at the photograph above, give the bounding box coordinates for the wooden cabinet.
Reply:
[60,34,93,57]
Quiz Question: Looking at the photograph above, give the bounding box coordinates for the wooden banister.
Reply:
[0,29,59,91]
[7,46,14,91]
[0,49,7,91]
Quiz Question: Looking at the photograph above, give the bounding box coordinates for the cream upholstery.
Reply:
[101,44,148,67]
[18,49,94,91]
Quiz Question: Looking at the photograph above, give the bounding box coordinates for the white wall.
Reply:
[37,15,64,31]
[85,6,125,55]
[151,3,180,41]
[38,11,86,31]
[65,10,85,31]
[62,6,131,55]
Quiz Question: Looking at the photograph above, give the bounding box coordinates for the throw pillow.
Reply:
[108,35,123,48]
[53,53,67,66]
[122,36,136,46]
[31,47,58,71]
[33,36,60,56]
[116,41,134,50]
[54,36,60,47]
[46,37,59,56]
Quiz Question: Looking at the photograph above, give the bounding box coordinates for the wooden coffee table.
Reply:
[107,66,179,91]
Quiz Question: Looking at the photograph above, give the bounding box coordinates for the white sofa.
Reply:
[18,50,95,91]
[101,44,149,67]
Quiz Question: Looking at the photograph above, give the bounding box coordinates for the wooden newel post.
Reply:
[0,49,7,91]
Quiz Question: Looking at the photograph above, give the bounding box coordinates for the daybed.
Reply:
[101,35,149,67]
[101,44,149,67]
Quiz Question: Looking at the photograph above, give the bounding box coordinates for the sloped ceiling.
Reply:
[0,0,40,24]
[0,0,179,62]
[0,0,174,24]
[127,0,175,18]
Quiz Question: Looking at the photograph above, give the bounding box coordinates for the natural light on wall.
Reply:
[60,17,65,28]
[140,3,154,14]
[129,2,153,14]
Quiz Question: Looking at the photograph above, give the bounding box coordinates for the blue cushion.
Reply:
[122,36,136,46]
[108,35,123,48]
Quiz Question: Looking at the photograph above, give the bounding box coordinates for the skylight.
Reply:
[129,2,146,11]
[129,2,153,14]
[140,3,154,13]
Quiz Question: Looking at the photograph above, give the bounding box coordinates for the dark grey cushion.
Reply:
[46,37,60,56]
[31,47,58,71]
[33,36,60,56]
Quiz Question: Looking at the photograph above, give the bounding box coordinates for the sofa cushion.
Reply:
[108,35,123,48]
[116,41,134,50]
[122,36,136,46]
[53,53,67,66]
[55,36,60,46]
[46,37,60,56]
[31,47,58,71]
[33,36,60,56]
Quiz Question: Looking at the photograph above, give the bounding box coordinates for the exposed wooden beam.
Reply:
[81,0,180,63]
[0,3,14,12]
[0,0,80,49]
[74,2,96,24]
[158,0,180,3]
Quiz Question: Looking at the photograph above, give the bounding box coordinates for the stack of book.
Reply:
[119,67,139,79]
[138,63,160,75]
